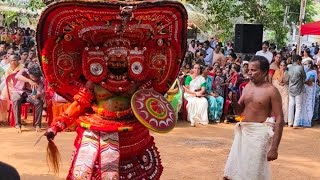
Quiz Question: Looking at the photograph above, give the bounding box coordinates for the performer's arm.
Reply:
[268,86,285,161]
[46,83,94,140]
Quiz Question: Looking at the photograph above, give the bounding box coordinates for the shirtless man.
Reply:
[212,44,225,67]
[224,55,284,180]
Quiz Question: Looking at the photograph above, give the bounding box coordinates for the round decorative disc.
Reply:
[131,89,176,133]
[90,63,104,76]
[131,61,143,74]
[57,54,73,71]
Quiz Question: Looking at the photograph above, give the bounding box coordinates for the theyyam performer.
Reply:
[37,0,187,179]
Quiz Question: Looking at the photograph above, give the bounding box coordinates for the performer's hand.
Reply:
[267,149,278,161]
[44,127,57,141]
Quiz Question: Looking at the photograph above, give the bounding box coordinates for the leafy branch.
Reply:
[1,10,18,26]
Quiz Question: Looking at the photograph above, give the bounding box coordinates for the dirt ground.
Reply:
[0,120,319,180]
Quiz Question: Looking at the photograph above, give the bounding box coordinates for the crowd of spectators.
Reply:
[1,26,320,131]
[180,38,320,128]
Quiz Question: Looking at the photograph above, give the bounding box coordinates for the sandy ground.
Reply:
[0,120,320,180]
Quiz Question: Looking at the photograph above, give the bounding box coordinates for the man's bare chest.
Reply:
[243,90,271,108]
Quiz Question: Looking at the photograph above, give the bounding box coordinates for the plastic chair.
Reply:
[6,73,35,127]
[182,98,188,121]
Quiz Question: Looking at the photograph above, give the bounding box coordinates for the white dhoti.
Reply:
[224,118,275,180]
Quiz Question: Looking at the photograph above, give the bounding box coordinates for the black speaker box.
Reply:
[234,24,263,53]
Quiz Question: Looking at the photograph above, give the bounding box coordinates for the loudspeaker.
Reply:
[234,24,263,53]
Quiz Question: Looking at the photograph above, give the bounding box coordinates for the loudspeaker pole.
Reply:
[297,0,307,55]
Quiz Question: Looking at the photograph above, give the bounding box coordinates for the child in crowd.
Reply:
[227,64,240,93]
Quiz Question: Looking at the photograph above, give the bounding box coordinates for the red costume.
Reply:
[37,0,187,179]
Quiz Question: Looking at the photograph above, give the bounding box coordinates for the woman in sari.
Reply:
[272,61,289,124]
[298,60,317,127]
[203,67,224,122]
[302,49,313,64]
[268,52,281,82]
[184,63,208,126]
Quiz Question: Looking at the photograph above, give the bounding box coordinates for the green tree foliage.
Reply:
[1,0,45,11]
[0,0,46,27]
[187,0,241,41]
[187,0,316,47]
[1,10,18,26]
[27,0,46,12]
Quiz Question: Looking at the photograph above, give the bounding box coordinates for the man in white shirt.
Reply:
[203,40,213,66]
[255,41,273,64]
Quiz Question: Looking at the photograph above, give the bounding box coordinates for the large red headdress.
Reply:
[37,0,188,101]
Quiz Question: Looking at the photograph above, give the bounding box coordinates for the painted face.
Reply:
[107,51,128,77]
[248,61,267,84]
